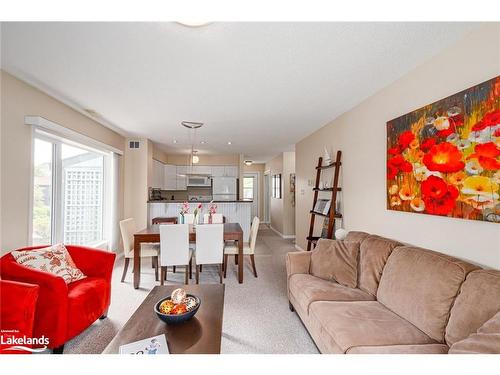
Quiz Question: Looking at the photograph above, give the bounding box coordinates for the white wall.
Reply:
[295,24,500,268]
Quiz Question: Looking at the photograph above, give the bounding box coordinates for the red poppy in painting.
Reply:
[436,128,454,138]
[423,142,465,173]
[387,165,398,180]
[388,146,401,155]
[398,131,415,149]
[420,138,436,152]
[472,110,500,131]
[388,154,412,176]
[421,176,448,199]
[421,176,459,216]
[494,128,500,137]
[469,142,500,170]
[449,114,464,128]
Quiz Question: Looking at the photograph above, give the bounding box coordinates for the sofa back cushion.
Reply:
[345,231,370,243]
[357,235,402,297]
[377,246,479,342]
[310,239,360,288]
[445,269,500,346]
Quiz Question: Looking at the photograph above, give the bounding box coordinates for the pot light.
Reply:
[173,140,178,144]
[244,160,253,166]
[227,141,232,145]
[200,141,207,144]
[176,21,212,28]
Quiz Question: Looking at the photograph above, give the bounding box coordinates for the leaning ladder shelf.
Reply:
[306,151,342,251]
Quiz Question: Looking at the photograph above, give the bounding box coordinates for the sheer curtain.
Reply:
[109,152,122,253]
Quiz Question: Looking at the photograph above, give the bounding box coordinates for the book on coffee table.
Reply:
[119,334,169,354]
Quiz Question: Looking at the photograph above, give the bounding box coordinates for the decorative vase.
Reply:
[179,214,184,224]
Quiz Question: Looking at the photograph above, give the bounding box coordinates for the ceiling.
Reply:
[1,22,478,162]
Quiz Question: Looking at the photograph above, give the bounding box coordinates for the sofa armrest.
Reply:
[0,280,40,353]
[0,255,69,348]
[66,245,116,281]
[449,311,500,354]
[286,251,312,278]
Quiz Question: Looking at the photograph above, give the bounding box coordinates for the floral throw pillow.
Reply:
[11,244,86,284]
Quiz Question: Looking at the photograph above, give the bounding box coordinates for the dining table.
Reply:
[133,222,244,289]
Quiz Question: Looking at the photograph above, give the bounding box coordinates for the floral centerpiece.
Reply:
[193,203,202,225]
[179,201,189,224]
[208,202,217,224]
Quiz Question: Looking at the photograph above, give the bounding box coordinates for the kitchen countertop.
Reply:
[148,200,253,203]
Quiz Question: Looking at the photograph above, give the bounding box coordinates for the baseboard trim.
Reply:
[269,226,295,239]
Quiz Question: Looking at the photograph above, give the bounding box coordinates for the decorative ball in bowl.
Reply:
[154,288,201,324]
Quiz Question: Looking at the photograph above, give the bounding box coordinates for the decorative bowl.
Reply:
[154,294,201,324]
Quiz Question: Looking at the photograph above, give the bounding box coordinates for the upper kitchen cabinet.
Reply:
[151,159,165,189]
[224,166,239,177]
[191,165,212,175]
[211,165,238,177]
[163,164,177,190]
[176,166,188,190]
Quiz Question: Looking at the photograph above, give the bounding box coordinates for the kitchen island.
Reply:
[148,201,252,240]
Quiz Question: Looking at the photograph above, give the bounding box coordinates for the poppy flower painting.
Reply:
[386,76,500,223]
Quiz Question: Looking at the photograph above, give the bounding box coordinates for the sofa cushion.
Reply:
[310,239,359,288]
[445,269,500,346]
[345,231,370,243]
[66,277,108,340]
[448,310,500,354]
[357,235,402,297]
[289,274,374,314]
[347,344,449,354]
[377,246,479,342]
[309,301,435,353]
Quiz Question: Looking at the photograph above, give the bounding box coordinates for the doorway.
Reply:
[263,171,271,224]
[243,173,259,219]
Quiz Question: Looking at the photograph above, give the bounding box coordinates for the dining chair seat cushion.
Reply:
[224,243,253,255]
[124,243,159,258]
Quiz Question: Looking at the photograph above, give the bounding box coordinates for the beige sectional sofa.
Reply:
[286,231,500,354]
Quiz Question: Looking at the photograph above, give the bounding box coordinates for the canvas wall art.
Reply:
[386,76,499,223]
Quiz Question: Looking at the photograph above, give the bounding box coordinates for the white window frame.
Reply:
[29,127,113,248]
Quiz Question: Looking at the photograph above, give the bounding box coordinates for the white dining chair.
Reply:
[203,213,223,224]
[194,224,224,284]
[224,216,260,278]
[119,218,160,283]
[159,224,193,285]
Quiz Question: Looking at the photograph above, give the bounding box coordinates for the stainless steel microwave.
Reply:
[187,175,211,187]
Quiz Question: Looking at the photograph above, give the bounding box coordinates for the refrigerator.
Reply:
[212,177,237,201]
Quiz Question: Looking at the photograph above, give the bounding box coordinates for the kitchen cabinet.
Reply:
[224,166,239,177]
[151,160,165,189]
[211,166,225,177]
[163,164,177,190]
[176,166,188,191]
[191,165,212,175]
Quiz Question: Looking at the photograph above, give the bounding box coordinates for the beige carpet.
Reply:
[64,225,319,354]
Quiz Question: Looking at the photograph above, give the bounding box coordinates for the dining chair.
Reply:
[159,224,193,285]
[203,213,223,224]
[194,224,224,284]
[119,218,160,283]
[224,216,260,278]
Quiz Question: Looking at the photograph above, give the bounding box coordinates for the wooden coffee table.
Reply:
[103,284,225,354]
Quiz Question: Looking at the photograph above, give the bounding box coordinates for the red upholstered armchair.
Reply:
[0,245,116,353]
[0,280,39,354]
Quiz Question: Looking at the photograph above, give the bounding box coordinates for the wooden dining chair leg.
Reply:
[121,258,130,282]
[173,266,176,273]
[160,266,166,286]
[200,265,202,272]
[184,266,189,285]
[250,254,258,277]
[235,255,238,265]
[189,258,193,279]
[195,265,200,284]
[154,256,159,281]
[152,257,155,268]
[219,263,223,284]
[223,254,228,278]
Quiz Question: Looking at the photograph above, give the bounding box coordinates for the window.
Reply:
[243,176,254,200]
[31,132,111,247]
[272,174,282,199]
